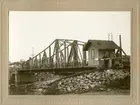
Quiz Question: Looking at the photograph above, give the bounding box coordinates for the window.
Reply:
[91,49,95,58]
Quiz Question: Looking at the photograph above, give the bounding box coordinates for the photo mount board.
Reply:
[0,0,140,105]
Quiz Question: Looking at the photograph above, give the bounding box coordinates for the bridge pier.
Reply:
[15,70,36,86]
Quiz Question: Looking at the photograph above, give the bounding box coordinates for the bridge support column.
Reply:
[15,70,36,86]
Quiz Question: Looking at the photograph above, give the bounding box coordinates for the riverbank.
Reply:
[9,68,130,95]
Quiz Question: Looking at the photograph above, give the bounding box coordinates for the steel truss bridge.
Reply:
[20,39,95,72]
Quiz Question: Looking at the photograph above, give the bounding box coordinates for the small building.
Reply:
[83,40,119,67]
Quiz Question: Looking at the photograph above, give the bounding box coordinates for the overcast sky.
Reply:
[9,11,130,62]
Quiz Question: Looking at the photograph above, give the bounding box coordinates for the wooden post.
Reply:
[83,45,86,66]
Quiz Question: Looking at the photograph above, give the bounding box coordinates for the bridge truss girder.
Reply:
[23,39,87,69]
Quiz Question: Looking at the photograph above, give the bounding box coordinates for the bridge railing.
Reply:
[22,60,86,69]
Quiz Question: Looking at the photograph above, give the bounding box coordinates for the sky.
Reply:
[9,11,131,62]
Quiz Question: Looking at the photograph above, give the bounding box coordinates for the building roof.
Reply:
[83,40,120,51]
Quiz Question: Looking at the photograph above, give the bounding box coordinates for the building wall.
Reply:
[87,46,115,67]
[88,45,99,66]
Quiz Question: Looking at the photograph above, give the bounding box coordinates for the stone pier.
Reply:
[15,70,36,85]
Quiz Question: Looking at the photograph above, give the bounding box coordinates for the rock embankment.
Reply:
[40,69,130,95]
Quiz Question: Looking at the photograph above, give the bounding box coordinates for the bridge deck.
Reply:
[18,66,97,73]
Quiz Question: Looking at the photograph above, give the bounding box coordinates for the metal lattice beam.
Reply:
[24,39,86,69]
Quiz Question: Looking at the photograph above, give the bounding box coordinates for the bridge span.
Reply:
[21,39,88,71]
[14,39,93,85]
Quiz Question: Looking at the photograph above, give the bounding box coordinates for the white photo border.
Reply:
[0,0,139,105]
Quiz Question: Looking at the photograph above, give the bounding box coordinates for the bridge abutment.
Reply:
[15,70,36,86]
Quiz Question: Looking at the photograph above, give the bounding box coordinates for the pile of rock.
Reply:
[105,69,129,80]
[33,72,53,81]
[41,69,130,95]
[57,71,106,94]
[104,69,130,88]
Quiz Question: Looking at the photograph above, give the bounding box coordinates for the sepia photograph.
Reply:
[9,11,131,95]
